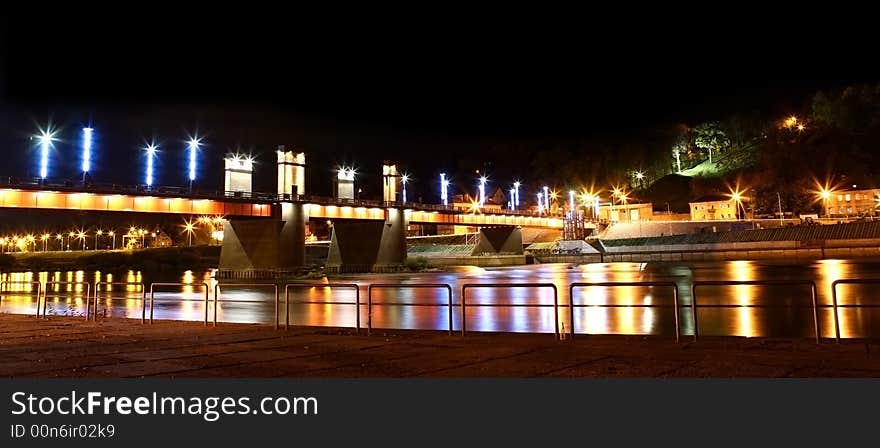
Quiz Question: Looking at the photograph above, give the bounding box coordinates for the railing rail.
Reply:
[147,282,210,325]
[0,281,42,317]
[461,283,559,338]
[830,279,880,344]
[92,281,146,322]
[569,281,680,342]
[213,283,279,329]
[283,283,360,332]
[367,284,455,335]
[691,279,820,344]
[43,281,92,320]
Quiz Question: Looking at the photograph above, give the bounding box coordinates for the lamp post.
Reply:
[401,174,409,204]
[55,234,62,251]
[82,127,93,184]
[109,231,116,250]
[95,230,102,251]
[188,137,200,192]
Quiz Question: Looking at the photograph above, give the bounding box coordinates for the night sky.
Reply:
[1,15,873,202]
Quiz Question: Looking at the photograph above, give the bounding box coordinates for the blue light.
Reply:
[479,176,487,207]
[82,127,93,174]
[513,181,520,207]
[440,173,448,206]
[145,144,158,187]
[188,138,200,182]
[37,130,54,179]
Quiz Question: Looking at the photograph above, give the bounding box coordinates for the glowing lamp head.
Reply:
[635,171,644,180]
[401,174,409,184]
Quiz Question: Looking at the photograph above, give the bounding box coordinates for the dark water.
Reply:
[2,259,880,338]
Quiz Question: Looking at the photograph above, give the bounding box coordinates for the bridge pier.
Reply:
[471,226,524,256]
[326,207,408,273]
[218,202,308,273]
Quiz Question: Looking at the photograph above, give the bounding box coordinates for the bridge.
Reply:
[0,149,564,273]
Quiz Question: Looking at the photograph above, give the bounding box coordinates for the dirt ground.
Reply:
[2,314,880,377]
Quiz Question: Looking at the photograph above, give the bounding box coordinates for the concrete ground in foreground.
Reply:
[2,314,880,377]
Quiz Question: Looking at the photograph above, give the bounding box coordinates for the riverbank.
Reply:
[2,314,879,377]
[0,246,220,272]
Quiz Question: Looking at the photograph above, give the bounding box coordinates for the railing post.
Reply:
[690,284,699,341]
[367,285,373,336]
[832,280,841,344]
[672,285,680,343]
[461,286,467,336]
[810,282,820,344]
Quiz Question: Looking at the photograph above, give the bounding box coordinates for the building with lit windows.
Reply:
[825,189,880,217]
[689,195,749,221]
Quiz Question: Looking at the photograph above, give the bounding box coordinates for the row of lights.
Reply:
[34,125,205,190]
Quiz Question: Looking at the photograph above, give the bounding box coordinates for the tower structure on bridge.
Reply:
[382,162,400,202]
[224,154,253,194]
[277,146,306,196]
[335,168,355,200]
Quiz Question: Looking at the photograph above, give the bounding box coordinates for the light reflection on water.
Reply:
[3,260,880,337]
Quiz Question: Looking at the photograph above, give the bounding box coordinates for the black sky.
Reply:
[1,14,875,199]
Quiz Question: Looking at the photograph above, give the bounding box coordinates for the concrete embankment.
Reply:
[541,221,880,264]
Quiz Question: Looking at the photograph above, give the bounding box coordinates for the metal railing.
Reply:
[691,279,821,344]
[92,281,146,322]
[283,283,360,332]
[147,282,210,325]
[0,281,42,317]
[43,281,92,320]
[367,284,456,335]
[830,279,880,343]
[213,283,279,328]
[569,281,681,342]
[461,283,559,338]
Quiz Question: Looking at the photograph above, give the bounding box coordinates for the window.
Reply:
[838,195,843,201]
[846,194,851,201]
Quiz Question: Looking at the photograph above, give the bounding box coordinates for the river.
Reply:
[2,259,879,338]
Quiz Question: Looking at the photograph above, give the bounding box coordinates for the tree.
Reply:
[694,121,731,164]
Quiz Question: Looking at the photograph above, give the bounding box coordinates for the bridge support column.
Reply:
[218,202,308,273]
[326,208,408,273]
[471,226,524,256]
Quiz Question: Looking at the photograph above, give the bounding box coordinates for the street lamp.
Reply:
[41,234,49,252]
[439,173,449,206]
[67,231,75,251]
[108,230,116,250]
[188,137,200,192]
[78,231,86,250]
[543,186,549,215]
[513,181,520,209]
[95,230,103,251]
[55,234,62,251]
[820,188,832,219]
[401,173,409,204]
[82,127,93,183]
[183,220,195,246]
[145,143,158,187]
[478,176,487,207]
[37,128,55,181]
